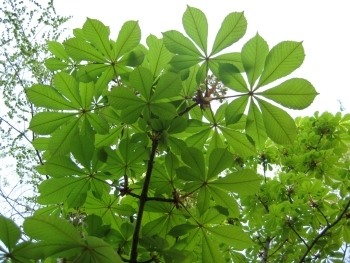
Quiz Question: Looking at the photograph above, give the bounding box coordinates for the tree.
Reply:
[3,5,345,263]
[0,0,70,218]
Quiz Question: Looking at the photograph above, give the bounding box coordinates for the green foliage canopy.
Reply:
[4,5,349,263]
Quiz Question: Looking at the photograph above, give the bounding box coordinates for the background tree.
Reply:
[2,4,347,263]
[0,0,70,218]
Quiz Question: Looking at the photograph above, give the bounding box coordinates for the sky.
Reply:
[53,0,350,118]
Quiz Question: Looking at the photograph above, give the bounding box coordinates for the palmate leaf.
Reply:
[115,20,141,59]
[241,33,269,88]
[257,98,296,144]
[211,12,247,56]
[0,215,21,250]
[83,18,113,60]
[259,78,318,109]
[162,30,202,56]
[256,41,305,89]
[183,5,208,55]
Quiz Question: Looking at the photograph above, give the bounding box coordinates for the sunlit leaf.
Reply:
[163,30,202,56]
[115,21,141,59]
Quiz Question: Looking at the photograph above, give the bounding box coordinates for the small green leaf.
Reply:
[259,78,318,109]
[162,30,202,56]
[211,12,247,56]
[257,99,296,144]
[257,41,305,89]
[183,5,208,54]
[242,33,269,88]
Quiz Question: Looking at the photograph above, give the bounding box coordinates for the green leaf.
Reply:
[183,5,208,54]
[220,127,256,157]
[79,82,94,109]
[45,156,85,177]
[0,215,21,250]
[146,35,173,77]
[48,41,70,61]
[29,112,76,135]
[206,225,254,249]
[87,112,109,134]
[197,186,210,215]
[210,52,244,72]
[151,102,178,119]
[242,33,269,88]
[83,18,113,60]
[45,58,69,71]
[169,55,203,71]
[151,72,182,101]
[27,84,76,110]
[201,230,226,263]
[207,148,232,180]
[71,132,95,169]
[257,41,305,89]
[23,215,83,244]
[168,224,197,237]
[176,166,203,182]
[246,100,267,149]
[181,147,205,176]
[108,86,144,110]
[54,72,82,107]
[162,30,202,56]
[218,63,248,92]
[130,67,153,101]
[211,12,247,56]
[225,95,249,125]
[257,99,296,144]
[210,170,261,195]
[185,128,211,149]
[115,21,141,59]
[32,137,50,151]
[208,186,239,217]
[48,118,79,157]
[64,38,107,63]
[259,78,318,109]
[120,104,145,124]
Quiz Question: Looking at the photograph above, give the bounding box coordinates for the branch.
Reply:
[298,198,350,263]
[130,139,159,263]
[261,237,271,263]
[178,102,198,116]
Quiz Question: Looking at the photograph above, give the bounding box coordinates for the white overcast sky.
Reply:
[54,0,349,117]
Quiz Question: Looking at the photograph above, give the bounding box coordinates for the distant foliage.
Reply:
[4,5,348,263]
